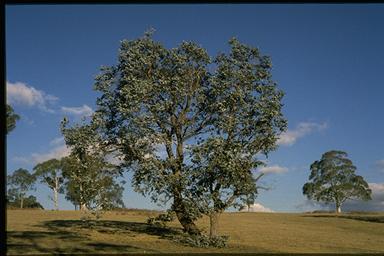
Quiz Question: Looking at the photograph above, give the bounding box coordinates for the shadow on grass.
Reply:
[7,220,182,254]
[43,219,183,238]
[302,214,384,224]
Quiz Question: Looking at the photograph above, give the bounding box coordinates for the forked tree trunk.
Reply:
[209,211,220,238]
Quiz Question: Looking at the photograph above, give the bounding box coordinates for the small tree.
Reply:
[7,104,20,134]
[303,150,372,213]
[7,168,36,209]
[61,117,123,217]
[33,158,65,210]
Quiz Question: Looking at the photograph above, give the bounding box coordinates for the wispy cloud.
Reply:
[375,160,384,172]
[61,104,93,117]
[49,137,65,146]
[12,138,70,166]
[6,81,58,113]
[277,121,328,146]
[258,165,288,174]
[31,144,70,164]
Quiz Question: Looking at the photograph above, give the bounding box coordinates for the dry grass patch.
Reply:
[6,209,384,254]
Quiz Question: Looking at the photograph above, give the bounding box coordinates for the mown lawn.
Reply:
[6,209,384,254]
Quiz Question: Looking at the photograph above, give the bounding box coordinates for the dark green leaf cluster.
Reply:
[6,104,20,134]
[172,233,228,248]
[147,210,175,228]
[7,193,44,209]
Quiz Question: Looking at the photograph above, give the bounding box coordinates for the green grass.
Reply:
[6,209,384,254]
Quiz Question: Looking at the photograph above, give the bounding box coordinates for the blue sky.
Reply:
[6,4,384,212]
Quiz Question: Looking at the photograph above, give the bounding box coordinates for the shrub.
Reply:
[172,233,228,248]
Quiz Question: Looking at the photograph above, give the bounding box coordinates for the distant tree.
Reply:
[33,158,65,210]
[7,104,20,134]
[303,150,372,213]
[93,30,286,235]
[61,118,123,217]
[7,190,43,209]
[7,168,36,209]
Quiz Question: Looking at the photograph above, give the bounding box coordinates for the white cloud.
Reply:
[49,137,65,146]
[240,203,274,212]
[6,81,58,113]
[61,104,93,117]
[277,121,328,146]
[258,165,288,174]
[31,144,70,164]
[12,138,70,166]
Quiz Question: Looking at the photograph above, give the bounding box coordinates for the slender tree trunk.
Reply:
[336,201,341,214]
[209,211,220,238]
[20,197,24,209]
[54,177,59,210]
[79,183,87,211]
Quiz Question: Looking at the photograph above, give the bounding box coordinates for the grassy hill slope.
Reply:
[6,209,384,254]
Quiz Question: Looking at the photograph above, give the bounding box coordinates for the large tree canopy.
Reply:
[93,31,286,235]
[303,150,372,213]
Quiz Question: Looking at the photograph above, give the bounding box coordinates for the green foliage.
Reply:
[7,168,36,208]
[7,192,44,209]
[61,118,124,217]
[147,210,175,228]
[303,150,372,212]
[6,104,20,134]
[172,233,228,248]
[93,30,286,233]
[33,158,65,210]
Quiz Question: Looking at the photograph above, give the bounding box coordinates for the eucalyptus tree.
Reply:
[93,30,286,235]
[7,168,36,209]
[189,39,286,237]
[303,150,372,213]
[7,104,20,134]
[33,158,65,210]
[61,118,123,215]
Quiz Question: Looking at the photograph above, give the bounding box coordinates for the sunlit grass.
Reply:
[6,209,384,254]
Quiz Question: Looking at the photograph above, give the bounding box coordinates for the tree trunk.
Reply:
[335,201,341,214]
[79,183,87,211]
[20,197,24,209]
[173,195,200,235]
[209,211,220,238]
[54,177,59,210]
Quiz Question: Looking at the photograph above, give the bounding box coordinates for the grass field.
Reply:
[6,209,384,254]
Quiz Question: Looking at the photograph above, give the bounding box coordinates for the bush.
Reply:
[172,233,228,248]
[147,211,175,228]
